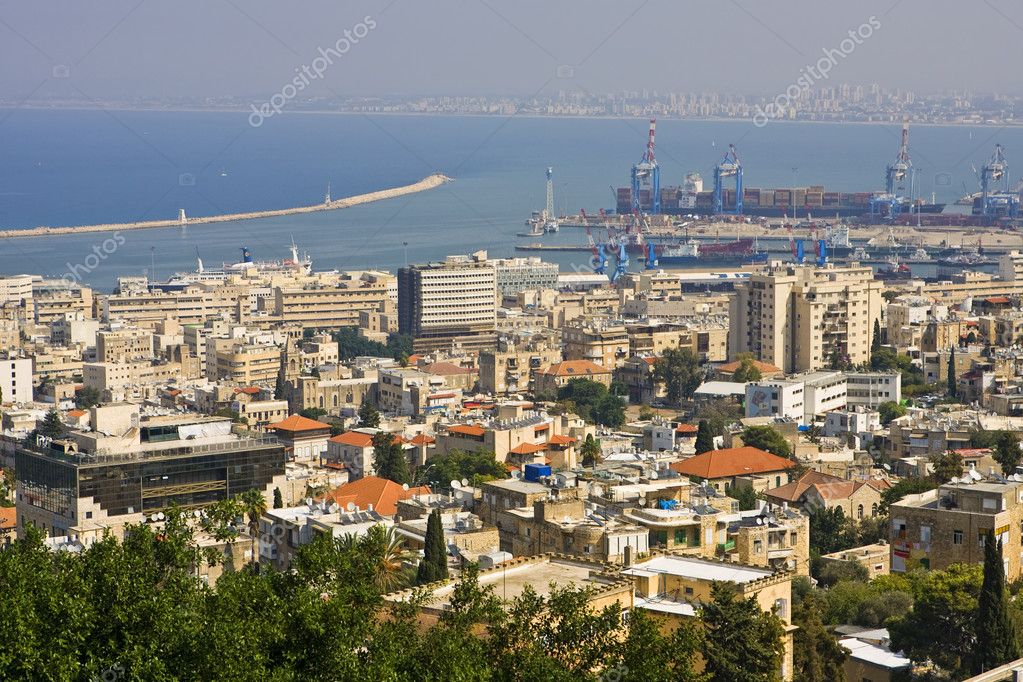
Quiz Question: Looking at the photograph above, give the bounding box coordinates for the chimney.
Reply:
[624,544,634,568]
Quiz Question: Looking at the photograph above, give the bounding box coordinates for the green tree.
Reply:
[733,484,759,511]
[693,399,744,439]
[872,318,882,353]
[653,347,704,406]
[793,593,848,682]
[580,435,602,467]
[694,419,715,454]
[556,378,609,423]
[930,450,963,484]
[888,563,984,678]
[994,431,1022,476]
[878,400,907,426]
[732,353,762,383]
[419,449,508,488]
[359,399,381,428]
[805,423,823,444]
[299,407,327,420]
[373,431,410,485]
[591,393,626,429]
[973,534,1021,674]
[809,506,856,556]
[75,385,102,409]
[614,609,708,682]
[741,425,793,459]
[700,583,785,682]
[37,408,65,439]
[416,509,448,585]
[272,487,283,509]
[948,345,957,398]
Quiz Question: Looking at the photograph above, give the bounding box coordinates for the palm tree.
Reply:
[359,525,415,593]
[239,489,268,566]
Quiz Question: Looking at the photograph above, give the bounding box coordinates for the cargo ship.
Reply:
[615,184,944,217]
[656,238,768,266]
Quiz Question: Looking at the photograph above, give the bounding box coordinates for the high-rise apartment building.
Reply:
[398,252,497,353]
[729,263,882,373]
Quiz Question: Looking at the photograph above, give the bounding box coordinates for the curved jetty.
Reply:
[0,173,451,239]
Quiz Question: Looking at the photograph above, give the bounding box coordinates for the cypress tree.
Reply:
[417,509,447,585]
[273,487,283,509]
[948,346,957,398]
[694,419,715,454]
[973,534,1021,673]
[872,318,882,353]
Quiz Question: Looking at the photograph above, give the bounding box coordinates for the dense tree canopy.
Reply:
[740,425,793,459]
[653,348,704,406]
[420,449,508,488]
[556,379,625,428]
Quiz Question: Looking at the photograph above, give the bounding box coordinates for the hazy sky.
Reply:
[2,0,1022,101]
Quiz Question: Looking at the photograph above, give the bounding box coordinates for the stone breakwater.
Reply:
[0,174,452,240]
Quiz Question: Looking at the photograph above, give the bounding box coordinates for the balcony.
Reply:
[716,539,736,554]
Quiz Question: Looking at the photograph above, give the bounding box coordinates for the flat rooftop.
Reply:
[623,555,774,584]
[408,557,616,607]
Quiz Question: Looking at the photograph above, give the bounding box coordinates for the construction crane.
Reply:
[580,209,607,275]
[871,116,914,219]
[713,144,743,215]
[631,119,661,213]
[980,144,1019,218]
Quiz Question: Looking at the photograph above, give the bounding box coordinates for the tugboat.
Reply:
[875,256,914,282]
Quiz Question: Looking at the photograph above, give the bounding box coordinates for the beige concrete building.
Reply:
[819,542,891,580]
[272,274,392,330]
[209,341,281,385]
[890,478,1023,578]
[729,262,883,373]
[624,555,796,681]
[478,345,563,396]
[562,322,630,368]
[100,284,246,327]
[398,252,497,353]
[96,328,154,363]
[534,359,613,396]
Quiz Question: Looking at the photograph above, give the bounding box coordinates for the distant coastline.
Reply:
[3,103,1020,130]
[0,174,451,241]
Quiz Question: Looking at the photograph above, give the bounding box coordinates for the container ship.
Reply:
[655,238,768,266]
[615,183,945,218]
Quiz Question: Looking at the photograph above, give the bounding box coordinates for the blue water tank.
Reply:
[524,463,552,482]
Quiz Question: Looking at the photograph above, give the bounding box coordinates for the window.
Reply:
[857,504,864,520]
[920,526,930,543]
[871,503,878,517]
[684,586,694,596]
[754,539,763,554]
[953,530,963,545]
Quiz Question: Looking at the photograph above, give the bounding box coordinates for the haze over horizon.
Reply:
[2,0,1023,103]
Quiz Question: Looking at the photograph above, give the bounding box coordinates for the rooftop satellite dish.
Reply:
[402,483,409,491]
[461,478,469,487]
[756,517,764,525]
[450,480,461,489]
[345,502,356,512]
[157,512,165,521]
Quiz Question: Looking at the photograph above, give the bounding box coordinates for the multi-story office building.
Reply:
[478,345,563,395]
[100,284,246,327]
[398,252,497,353]
[844,371,901,408]
[562,322,630,368]
[272,273,392,330]
[15,409,286,539]
[96,328,154,363]
[729,263,883,373]
[491,257,559,296]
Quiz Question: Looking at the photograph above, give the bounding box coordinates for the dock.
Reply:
[0,174,452,240]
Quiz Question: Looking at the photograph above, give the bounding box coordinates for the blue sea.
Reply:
[0,108,1019,290]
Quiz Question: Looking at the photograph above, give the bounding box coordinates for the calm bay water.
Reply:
[0,108,1020,290]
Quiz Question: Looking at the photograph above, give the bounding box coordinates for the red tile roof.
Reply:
[764,470,845,502]
[408,433,436,446]
[509,442,548,455]
[985,296,1010,304]
[540,360,611,378]
[234,386,261,395]
[448,424,486,437]
[424,361,474,375]
[66,409,87,418]
[320,476,431,516]
[267,414,331,433]
[670,446,794,479]
[548,434,577,445]
[0,507,15,530]
[675,424,699,434]
[329,431,375,448]
[718,359,782,375]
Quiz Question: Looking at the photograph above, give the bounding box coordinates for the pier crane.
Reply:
[543,167,559,232]
[870,117,914,219]
[580,209,608,275]
[712,144,743,215]
[611,241,629,283]
[631,119,661,213]
[980,144,1020,218]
